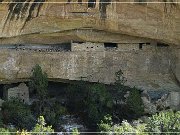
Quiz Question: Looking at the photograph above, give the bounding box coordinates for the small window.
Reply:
[78,0,82,4]
[73,41,84,44]
[134,0,147,5]
[55,43,71,51]
[138,0,146,2]
[104,43,117,48]
[139,43,143,49]
[157,43,169,47]
[88,0,96,8]
[67,0,71,4]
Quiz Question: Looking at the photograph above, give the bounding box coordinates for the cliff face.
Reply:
[0,0,179,91]
[0,46,179,92]
[0,0,179,45]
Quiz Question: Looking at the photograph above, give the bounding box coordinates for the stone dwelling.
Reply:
[3,83,29,104]
[71,40,158,52]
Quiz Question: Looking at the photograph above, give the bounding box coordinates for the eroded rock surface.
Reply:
[141,90,180,114]
[0,0,179,92]
[0,0,179,45]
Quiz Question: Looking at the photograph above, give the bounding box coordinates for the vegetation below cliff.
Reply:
[0,65,179,134]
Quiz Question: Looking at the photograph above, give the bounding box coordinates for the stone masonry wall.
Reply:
[0,45,179,92]
[72,42,104,51]
[5,83,29,104]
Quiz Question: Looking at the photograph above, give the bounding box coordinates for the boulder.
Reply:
[141,90,180,114]
[141,96,157,114]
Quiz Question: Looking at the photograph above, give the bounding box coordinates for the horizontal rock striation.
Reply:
[0,0,179,92]
[0,0,179,45]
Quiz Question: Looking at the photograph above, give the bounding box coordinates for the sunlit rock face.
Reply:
[0,0,179,92]
[0,43,179,92]
[0,0,179,45]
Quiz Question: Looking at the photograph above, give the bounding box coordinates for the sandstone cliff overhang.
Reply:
[0,0,179,46]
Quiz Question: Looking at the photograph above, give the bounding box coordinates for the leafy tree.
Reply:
[112,69,130,120]
[29,64,48,115]
[112,70,144,119]
[85,83,113,125]
[31,99,68,128]
[42,102,67,127]
[66,81,87,112]
[1,98,35,130]
[32,116,54,135]
[30,65,68,127]
[127,87,144,117]
[113,70,127,106]
[66,81,113,126]
[114,70,127,86]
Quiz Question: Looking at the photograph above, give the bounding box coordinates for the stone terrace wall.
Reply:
[0,45,179,91]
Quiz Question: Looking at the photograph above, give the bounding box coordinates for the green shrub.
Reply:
[0,128,10,135]
[98,110,180,135]
[98,114,113,132]
[126,87,144,117]
[72,128,80,135]
[32,116,54,135]
[0,112,4,127]
[1,98,35,130]
[32,100,68,127]
[55,104,67,116]
[147,110,180,133]
[16,129,31,135]
[43,104,67,126]
[66,82,87,112]
[42,107,56,127]
[113,120,147,135]
[66,82,113,126]
[98,115,147,135]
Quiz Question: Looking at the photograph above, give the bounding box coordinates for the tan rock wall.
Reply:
[0,0,179,91]
[0,1,179,45]
[72,42,104,51]
[0,45,179,91]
